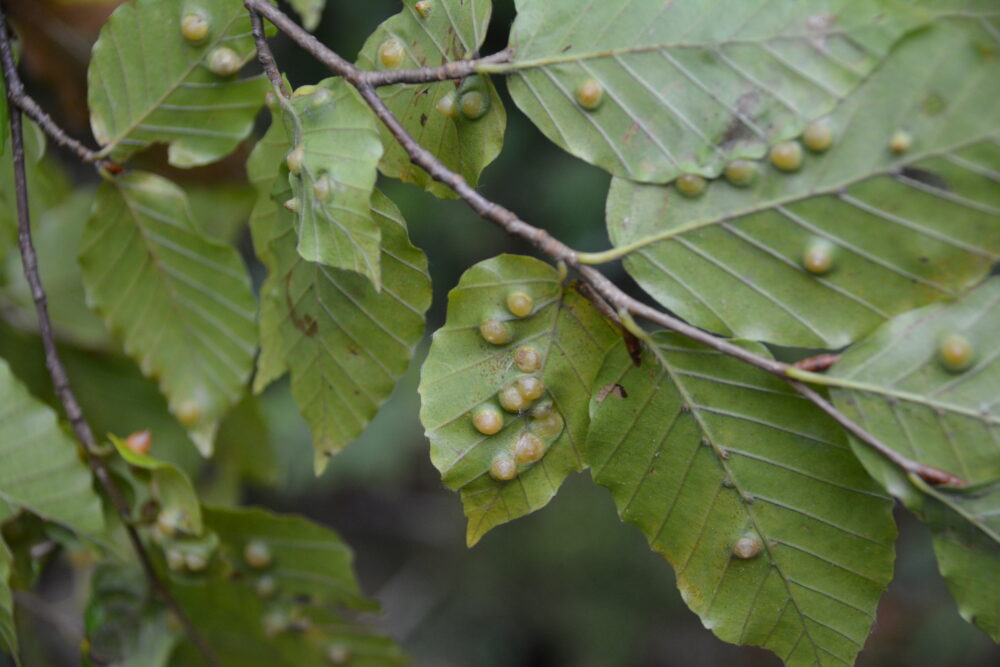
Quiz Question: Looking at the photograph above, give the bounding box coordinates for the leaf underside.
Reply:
[507,0,924,183]
[587,334,896,666]
[357,0,506,199]
[830,277,1000,641]
[79,172,257,455]
[248,119,431,469]
[278,80,385,286]
[0,358,104,537]
[87,0,268,167]
[607,15,1000,348]
[419,255,618,545]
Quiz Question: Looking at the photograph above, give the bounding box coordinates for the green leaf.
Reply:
[828,277,1000,640]
[604,16,1000,348]
[169,579,404,667]
[169,507,404,667]
[277,80,384,286]
[0,504,15,661]
[248,120,431,469]
[87,0,269,167]
[588,334,896,665]
[357,0,505,199]
[504,0,925,183]
[288,0,325,31]
[110,435,203,535]
[0,357,104,536]
[79,172,257,455]
[419,255,618,545]
[3,189,109,350]
[203,506,376,611]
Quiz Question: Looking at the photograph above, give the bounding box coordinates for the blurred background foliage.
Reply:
[0,0,998,665]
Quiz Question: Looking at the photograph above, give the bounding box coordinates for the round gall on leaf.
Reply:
[733,535,762,559]
[460,90,490,120]
[326,644,351,665]
[377,39,405,69]
[125,429,152,455]
[176,400,202,427]
[490,454,518,481]
[530,411,564,440]
[723,160,759,187]
[479,318,511,345]
[889,130,912,154]
[312,174,332,202]
[256,575,277,599]
[244,540,273,570]
[283,198,300,214]
[166,548,186,571]
[514,375,544,401]
[207,47,241,77]
[185,552,209,572]
[506,291,534,318]
[802,120,833,152]
[938,333,974,373]
[286,145,305,175]
[156,509,182,538]
[436,91,458,118]
[514,345,542,373]
[498,385,529,413]
[576,78,604,111]
[675,173,707,198]
[770,141,803,172]
[514,432,545,465]
[180,12,210,43]
[472,406,504,435]
[802,239,835,275]
[414,0,433,18]
[263,610,288,638]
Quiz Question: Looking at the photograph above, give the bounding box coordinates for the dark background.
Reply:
[2,1,999,665]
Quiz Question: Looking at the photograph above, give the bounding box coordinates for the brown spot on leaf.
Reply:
[284,274,319,337]
[420,113,428,126]
[596,383,628,403]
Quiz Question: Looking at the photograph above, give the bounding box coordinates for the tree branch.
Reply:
[247,0,965,489]
[0,7,218,665]
[245,2,287,97]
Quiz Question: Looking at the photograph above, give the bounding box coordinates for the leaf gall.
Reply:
[506,291,534,318]
[802,120,833,152]
[472,406,504,435]
[479,318,511,345]
[576,78,604,110]
[378,39,405,69]
[207,47,241,77]
[489,454,518,481]
[723,160,759,187]
[770,141,803,172]
[244,540,273,569]
[180,12,210,43]
[733,535,762,559]
[938,333,974,372]
[676,174,707,198]
[514,346,542,373]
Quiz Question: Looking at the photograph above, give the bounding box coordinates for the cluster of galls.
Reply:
[151,508,215,574]
[179,9,242,77]
[474,291,565,482]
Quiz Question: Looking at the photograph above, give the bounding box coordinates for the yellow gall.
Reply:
[176,400,202,427]
[460,90,490,120]
[180,12,210,43]
[489,454,518,481]
[125,429,152,455]
[506,291,534,318]
[514,345,542,373]
[889,130,912,154]
[327,644,351,665]
[723,160,759,187]
[244,540,273,569]
[207,47,241,77]
[514,432,545,465]
[770,141,803,172]
[530,411,564,440]
[515,375,544,401]
[378,39,405,69]
[286,145,305,175]
[498,385,529,413]
[733,535,762,559]
[802,239,835,275]
[479,318,511,345]
[576,78,604,110]
[802,120,833,152]
[414,1,433,18]
[938,333,974,373]
[256,575,277,598]
[472,406,504,435]
[436,91,458,118]
[675,173,707,198]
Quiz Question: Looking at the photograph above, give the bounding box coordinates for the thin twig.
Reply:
[245,2,287,97]
[0,7,219,666]
[248,0,964,488]
[244,0,511,88]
